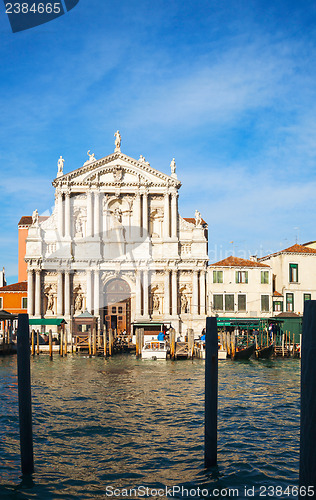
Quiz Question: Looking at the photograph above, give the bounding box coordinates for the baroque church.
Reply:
[25,132,208,338]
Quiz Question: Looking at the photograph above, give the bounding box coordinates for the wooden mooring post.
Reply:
[187,328,194,359]
[103,325,107,357]
[169,328,176,360]
[60,328,63,357]
[109,329,113,356]
[299,300,316,495]
[49,330,53,360]
[17,314,34,475]
[31,330,35,357]
[205,317,218,468]
[36,330,40,356]
[92,327,97,356]
[88,330,92,357]
[64,326,67,356]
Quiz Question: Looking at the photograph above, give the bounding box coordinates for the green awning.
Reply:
[133,323,164,327]
[28,318,67,326]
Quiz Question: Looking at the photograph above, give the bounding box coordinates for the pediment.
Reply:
[52,152,181,189]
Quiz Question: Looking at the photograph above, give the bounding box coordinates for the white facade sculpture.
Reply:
[25,134,209,338]
[114,130,121,152]
[57,156,64,177]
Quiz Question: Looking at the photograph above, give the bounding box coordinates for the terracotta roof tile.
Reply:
[210,256,270,268]
[273,291,283,297]
[183,217,207,226]
[18,216,49,226]
[261,243,316,260]
[0,282,27,292]
[275,312,302,318]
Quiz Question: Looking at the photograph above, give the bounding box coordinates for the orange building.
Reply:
[18,216,33,282]
[18,216,48,282]
[0,282,28,315]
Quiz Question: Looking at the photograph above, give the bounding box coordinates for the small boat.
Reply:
[232,343,256,361]
[218,342,227,359]
[218,347,227,360]
[141,340,167,360]
[256,343,274,359]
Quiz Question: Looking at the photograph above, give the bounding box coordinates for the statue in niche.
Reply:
[195,210,202,227]
[47,294,54,312]
[114,207,122,224]
[114,130,121,151]
[153,294,160,311]
[181,294,188,314]
[75,215,83,237]
[75,291,83,312]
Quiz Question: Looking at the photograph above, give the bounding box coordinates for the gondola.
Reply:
[232,343,256,361]
[256,343,274,359]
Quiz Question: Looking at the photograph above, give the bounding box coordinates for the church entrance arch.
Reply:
[102,279,131,334]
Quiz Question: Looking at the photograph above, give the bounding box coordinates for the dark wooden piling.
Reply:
[48,330,53,359]
[205,317,218,468]
[300,301,316,494]
[17,314,34,475]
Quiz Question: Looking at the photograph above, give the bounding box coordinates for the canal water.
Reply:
[0,355,300,499]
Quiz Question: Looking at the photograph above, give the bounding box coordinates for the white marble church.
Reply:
[25,132,208,337]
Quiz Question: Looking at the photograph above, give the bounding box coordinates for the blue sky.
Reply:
[1,0,316,283]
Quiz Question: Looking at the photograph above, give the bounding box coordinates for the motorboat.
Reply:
[141,340,167,360]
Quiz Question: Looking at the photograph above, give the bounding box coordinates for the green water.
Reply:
[0,355,300,499]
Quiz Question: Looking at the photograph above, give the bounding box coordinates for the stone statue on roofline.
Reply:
[114,130,121,152]
[57,156,64,177]
[195,210,202,227]
[170,158,176,177]
[32,209,39,226]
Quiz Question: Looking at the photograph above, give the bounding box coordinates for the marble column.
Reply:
[86,270,92,313]
[65,191,71,238]
[171,193,178,238]
[64,271,71,316]
[142,192,148,237]
[35,270,41,317]
[163,193,170,239]
[200,270,206,315]
[136,270,141,316]
[172,270,178,316]
[94,191,100,238]
[87,191,93,237]
[57,191,64,238]
[164,270,170,315]
[135,193,141,238]
[27,270,34,316]
[57,271,63,316]
[143,269,149,317]
[94,270,100,316]
[192,271,199,315]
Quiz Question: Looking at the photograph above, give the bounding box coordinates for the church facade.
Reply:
[25,133,208,338]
